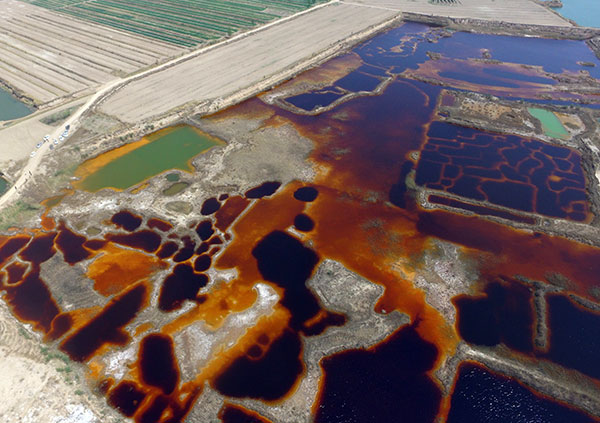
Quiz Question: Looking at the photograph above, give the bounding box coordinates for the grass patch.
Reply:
[40,106,78,126]
[0,200,42,232]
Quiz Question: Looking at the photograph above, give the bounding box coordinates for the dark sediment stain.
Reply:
[428,194,536,225]
[46,312,73,342]
[106,230,162,253]
[545,294,600,380]
[447,362,598,423]
[389,160,415,209]
[0,236,31,267]
[293,214,315,232]
[147,218,173,232]
[201,197,221,215]
[108,381,147,417]
[453,277,534,353]
[193,254,211,272]
[213,328,303,401]
[252,230,322,332]
[0,266,60,333]
[196,242,209,255]
[415,122,590,221]
[173,236,196,262]
[315,323,441,423]
[137,395,169,423]
[215,196,250,231]
[84,239,107,250]
[208,235,223,245]
[219,403,273,423]
[196,220,214,241]
[19,232,57,263]
[5,261,27,284]
[56,222,92,264]
[245,182,281,199]
[156,241,179,259]
[417,210,600,300]
[60,283,147,362]
[158,264,208,312]
[111,211,143,232]
[293,186,319,202]
[139,334,179,394]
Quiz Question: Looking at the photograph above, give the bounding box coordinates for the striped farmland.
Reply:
[23,0,328,47]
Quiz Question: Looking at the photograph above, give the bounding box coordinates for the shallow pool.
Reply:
[0,87,33,121]
[75,125,222,192]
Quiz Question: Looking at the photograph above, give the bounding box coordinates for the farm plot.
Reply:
[100,2,399,122]
[0,0,185,105]
[22,0,329,47]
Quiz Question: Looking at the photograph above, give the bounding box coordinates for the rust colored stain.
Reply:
[0,235,31,267]
[87,243,166,297]
[147,218,173,232]
[418,210,600,300]
[4,261,27,284]
[60,283,148,362]
[55,222,92,265]
[0,266,60,333]
[215,195,251,232]
[219,403,274,423]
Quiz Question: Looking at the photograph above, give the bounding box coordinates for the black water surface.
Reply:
[245,182,282,199]
[111,211,143,232]
[201,197,221,215]
[19,232,57,263]
[447,363,596,423]
[195,220,214,241]
[545,294,600,380]
[453,279,534,353]
[293,186,319,202]
[213,329,303,401]
[293,214,314,232]
[252,231,321,331]
[158,264,208,312]
[139,334,179,394]
[61,284,146,362]
[286,92,345,112]
[316,324,440,423]
[108,381,147,417]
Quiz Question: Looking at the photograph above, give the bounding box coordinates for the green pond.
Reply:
[528,108,568,140]
[0,177,9,195]
[77,126,222,192]
[162,182,189,196]
[166,172,181,182]
[0,87,33,121]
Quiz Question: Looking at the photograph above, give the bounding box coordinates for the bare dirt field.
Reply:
[346,0,571,26]
[0,0,184,105]
[99,2,400,123]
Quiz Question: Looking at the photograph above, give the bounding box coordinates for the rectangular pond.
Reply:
[74,125,223,192]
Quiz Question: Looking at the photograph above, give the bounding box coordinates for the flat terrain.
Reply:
[100,2,399,123]
[22,0,329,47]
[349,0,571,26]
[0,0,183,105]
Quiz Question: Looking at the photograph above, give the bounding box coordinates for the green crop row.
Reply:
[25,0,328,47]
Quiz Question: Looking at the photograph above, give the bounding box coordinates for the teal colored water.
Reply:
[552,0,600,28]
[0,87,33,121]
[527,108,569,139]
[0,177,9,195]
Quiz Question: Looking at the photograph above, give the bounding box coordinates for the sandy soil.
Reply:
[0,0,184,105]
[0,302,121,423]
[99,2,400,123]
[346,0,571,26]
